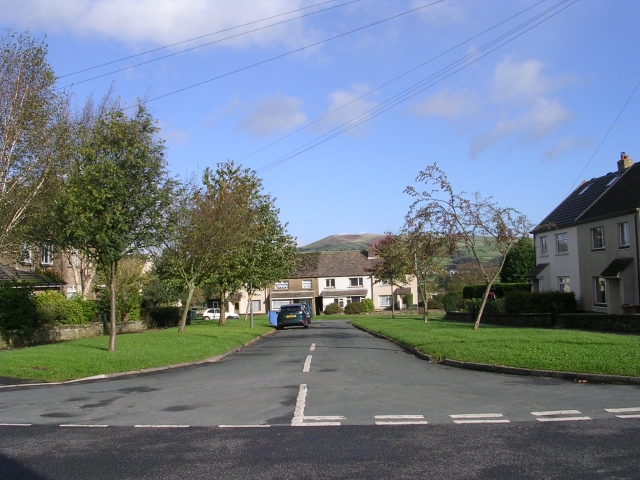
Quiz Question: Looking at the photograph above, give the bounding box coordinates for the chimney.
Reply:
[617,152,633,171]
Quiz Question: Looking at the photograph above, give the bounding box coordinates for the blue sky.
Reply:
[2,0,639,246]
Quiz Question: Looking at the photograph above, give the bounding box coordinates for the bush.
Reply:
[504,291,577,314]
[0,283,38,337]
[442,291,464,312]
[344,302,363,315]
[404,293,414,308]
[143,307,182,328]
[70,296,98,323]
[463,297,505,314]
[360,298,374,313]
[34,291,86,326]
[462,283,531,299]
[426,295,444,310]
[324,303,343,315]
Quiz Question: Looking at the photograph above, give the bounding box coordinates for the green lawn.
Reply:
[0,318,273,383]
[350,314,640,377]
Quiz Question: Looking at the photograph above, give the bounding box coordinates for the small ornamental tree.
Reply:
[405,163,531,329]
[500,236,535,283]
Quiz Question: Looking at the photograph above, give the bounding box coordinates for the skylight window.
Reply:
[578,184,590,195]
[606,175,620,187]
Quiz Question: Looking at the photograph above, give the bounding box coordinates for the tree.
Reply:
[405,163,530,329]
[96,255,147,322]
[0,29,71,255]
[367,233,411,319]
[55,100,175,350]
[500,236,535,283]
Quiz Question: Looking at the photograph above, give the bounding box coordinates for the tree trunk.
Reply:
[474,256,508,330]
[420,282,429,323]
[108,260,117,351]
[178,282,195,333]
[244,291,254,323]
[218,289,226,326]
[390,283,396,319]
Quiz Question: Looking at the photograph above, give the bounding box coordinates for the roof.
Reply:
[0,264,66,289]
[526,263,549,279]
[271,291,315,299]
[532,161,640,233]
[320,289,368,297]
[289,251,378,279]
[395,287,412,295]
[600,257,634,278]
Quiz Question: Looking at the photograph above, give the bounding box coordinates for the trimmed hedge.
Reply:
[442,291,464,312]
[143,307,181,328]
[504,291,577,314]
[463,282,531,299]
[344,302,364,315]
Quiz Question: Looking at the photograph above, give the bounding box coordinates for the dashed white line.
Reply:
[59,424,108,428]
[291,384,308,426]
[296,422,342,426]
[615,414,640,419]
[535,416,591,422]
[0,423,31,427]
[304,416,346,421]
[605,407,640,413]
[219,425,271,428]
[310,343,316,352]
[303,355,313,373]
[450,413,509,424]
[374,415,429,426]
[453,419,511,424]
[532,410,590,422]
[134,425,190,428]
[375,415,424,420]
[450,413,505,419]
[531,410,582,416]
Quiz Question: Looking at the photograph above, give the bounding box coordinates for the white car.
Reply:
[202,308,239,320]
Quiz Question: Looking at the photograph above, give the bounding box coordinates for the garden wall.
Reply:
[445,312,640,332]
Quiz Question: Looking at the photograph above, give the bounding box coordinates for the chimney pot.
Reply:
[617,152,633,172]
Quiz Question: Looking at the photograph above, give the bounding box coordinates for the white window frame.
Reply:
[40,244,54,266]
[539,236,547,255]
[378,295,392,307]
[619,222,630,248]
[302,280,312,289]
[66,285,78,298]
[272,300,291,310]
[555,233,568,253]
[275,281,289,290]
[251,300,261,313]
[594,277,607,306]
[591,226,605,251]
[20,244,33,265]
[349,277,363,287]
[325,278,335,288]
[558,276,570,292]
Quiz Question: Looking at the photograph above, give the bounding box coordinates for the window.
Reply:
[619,222,630,248]
[378,280,389,286]
[66,285,78,298]
[378,295,392,307]
[558,277,570,292]
[594,277,607,305]
[20,245,32,265]
[555,233,568,253]
[275,281,289,290]
[539,236,547,255]
[302,280,312,289]
[251,300,261,312]
[272,300,291,310]
[40,244,53,265]
[591,227,605,250]
[349,277,363,287]
[325,279,335,288]
[338,298,344,308]
[347,296,363,304]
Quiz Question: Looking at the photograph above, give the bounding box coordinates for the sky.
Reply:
[2,0,639,247]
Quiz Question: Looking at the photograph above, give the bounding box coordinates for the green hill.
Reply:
[298,234,383,253]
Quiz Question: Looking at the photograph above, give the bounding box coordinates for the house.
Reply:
[262,248,418,315]
[0,263,66,292]
[529,152,639,313]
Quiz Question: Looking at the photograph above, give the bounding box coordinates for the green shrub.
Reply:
[34,291,86,326]
[70,296,98,323]
[360,298,374,313]
[344,302,363,315]
[0,283,38,337]
[144,307,181,328]
[463,283,531,299]
[324,303,343,315]
[405,293,414,308]
[464,297,505,314]
[427,295,444,310]
[504,291,577,314]
[442,291,463,312]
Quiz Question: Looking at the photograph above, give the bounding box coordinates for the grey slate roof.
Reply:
[579,162,640,222]
[600,258,634,278]
[320,289,368,297]
[532,166,628,233]
[0,264,65,289]
[526,263,549,279]
[271,291,315,299]
[289,251,378,279]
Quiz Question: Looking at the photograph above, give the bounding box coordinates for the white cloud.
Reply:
[412,0,466,23]
[313,84,378,136]
[1,0,313,49]
[412,89,478,119]
[492,57,574,103]
[237,94,306,138]
[544,136,597,161]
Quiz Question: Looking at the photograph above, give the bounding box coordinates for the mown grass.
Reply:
[350,314,640,376]
[0,318,272,382]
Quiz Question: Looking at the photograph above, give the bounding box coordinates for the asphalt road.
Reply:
[1,320,639,478]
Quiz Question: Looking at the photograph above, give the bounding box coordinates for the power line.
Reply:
[116,0,446,107]
[57,0,363,89]
[241,0,550,162]
[567,78,640,193]
[257,0,577,173]
[59,0,353,78]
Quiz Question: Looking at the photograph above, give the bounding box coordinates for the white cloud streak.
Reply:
[237,94,306,138]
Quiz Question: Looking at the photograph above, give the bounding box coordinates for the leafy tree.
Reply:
[0,29,71,255]
[96,255,147,323]
[367,233,411,319]
[55,100,175,350]
[500,237,535,283]
[405,163,530,329]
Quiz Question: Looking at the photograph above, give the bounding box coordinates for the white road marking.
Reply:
[450,413,504,419]
[615,414,640,419]
[291,384,344,426]
[304,416,346,421]
[376,421,430,426]
[59,424,108,428]
[310,343,316,352]
[531,410,582,416]
[536,417,591,422]
[291,384,308,426]
[0,423,31,427]
[296,422,341,426]
[218,425,271,428]
[375,415,424,420]
[134,425,190,428]
[452,419,511,424]
[450,413,508,424]
[605,407,640,413]
[303,355,312,373]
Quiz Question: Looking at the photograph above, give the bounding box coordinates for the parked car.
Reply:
[202,308,239,320]
[276,303,311,330]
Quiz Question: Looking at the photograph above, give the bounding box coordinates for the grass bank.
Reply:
[0,318,272,383]
[350,314,640,377]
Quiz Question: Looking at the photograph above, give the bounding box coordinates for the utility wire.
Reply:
[241,0,550,162]
[257,0,577,173]
[57,0,363,89]
[59,0,353,78]
[116,0,445,107]
[567,78,640,193]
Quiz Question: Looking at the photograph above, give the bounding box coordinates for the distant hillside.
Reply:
[298,234,383,253]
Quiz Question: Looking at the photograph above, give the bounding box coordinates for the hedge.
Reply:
[442,291,464,312]
[463,282,531,299]
[504,291,577,314]
[143,307,182,328]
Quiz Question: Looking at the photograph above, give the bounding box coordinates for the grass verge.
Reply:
[0,318,273,383]
[350,314,640,377]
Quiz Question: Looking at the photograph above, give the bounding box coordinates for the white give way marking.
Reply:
[291,384,345,426]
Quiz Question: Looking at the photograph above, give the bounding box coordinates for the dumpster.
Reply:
[268,310,278,326]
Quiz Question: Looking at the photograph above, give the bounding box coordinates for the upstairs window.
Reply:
[325,279,335,288]
[40,244,54,266]
[619,222,630,248]
[275,281,289,290]
[555,233,568,253]
[591,227,605,251]
[302,280,312,289]
[349,277,363,287]
[539,236,548,255]
[20,245,33,265]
